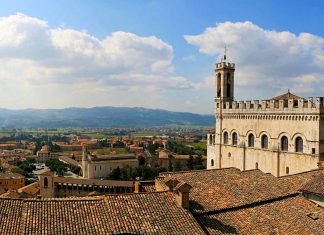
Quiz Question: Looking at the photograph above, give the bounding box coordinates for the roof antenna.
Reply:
[221,45,227,62]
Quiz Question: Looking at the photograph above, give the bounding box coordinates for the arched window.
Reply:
[217,73,221,97]
[232,132,238,146]
[248,134,254,147]
[255,162,258,169]
[211,159,214,167]
[209,135,212,145]
[261,135,268,149]
[44,177,48,188]
[286,167,290,175]
[223,132,228,144]
[281,136,288,151]
[295,137,303,152]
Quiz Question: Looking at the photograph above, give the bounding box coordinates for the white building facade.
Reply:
[207,56,324,176]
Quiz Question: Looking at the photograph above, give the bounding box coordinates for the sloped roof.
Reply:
[0,172,25,180]
[159,168,295,213]
[278,169,324,193]
[197,195,324,235]
[17,182,40,196]
[300,173,324,197]
[0,199,23,234]
[0,193,205,235]
[0,191,21,198]
[271,91,303,101]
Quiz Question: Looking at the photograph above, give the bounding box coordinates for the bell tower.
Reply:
[212,48,235,169]
[215,48,235,105]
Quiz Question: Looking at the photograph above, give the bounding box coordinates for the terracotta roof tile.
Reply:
[278,169,324,193]
[197,196,324,235]
[299,173,324,197]
[159,168,295,213]
[0,193,205,235]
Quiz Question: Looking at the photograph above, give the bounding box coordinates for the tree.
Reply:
[56,165,66,176]
[109,167,121,180]
[173,161,182,172]
[187,155,195,170]
[194,154,203,166]
[138,155,146,166]
[11,167,24,175]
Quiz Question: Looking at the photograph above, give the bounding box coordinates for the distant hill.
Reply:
[0,107,214,128]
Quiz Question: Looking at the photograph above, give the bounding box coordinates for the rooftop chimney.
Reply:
[174,182,192,209]
[165,178,192,209]
[164,178,180,191]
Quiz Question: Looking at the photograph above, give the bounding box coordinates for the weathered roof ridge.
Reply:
[159,167,239,176]
[278,168,323,179]
[194,193,300,215]
[300,173,324,197]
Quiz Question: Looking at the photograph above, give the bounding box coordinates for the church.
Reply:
[207,54,324,176]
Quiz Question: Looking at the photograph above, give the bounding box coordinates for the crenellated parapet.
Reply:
[216,97,324,114]
[215,62,235,70]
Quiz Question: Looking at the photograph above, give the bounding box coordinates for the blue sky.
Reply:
[0,0,323,113]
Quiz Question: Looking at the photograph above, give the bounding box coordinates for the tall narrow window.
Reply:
[209,135,212,145]
[286,167,290,175]
[255,162,259,169]
[217,73,221,97]
[223,132,228,144]
[295,137,303,152]
[211,159,214,167]
[232,132,238,146]
[248,134,254,147]
[261,135,268,149]
[44,177,48,188]
[226,72,231,98]
[281,136,288,151]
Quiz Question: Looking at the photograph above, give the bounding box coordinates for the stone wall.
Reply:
[207,113,321,176]
[84,159,139,179]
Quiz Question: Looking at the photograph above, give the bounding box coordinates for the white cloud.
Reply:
[183,55,196,62]
[0,13,194,91]
[185,21,324,99]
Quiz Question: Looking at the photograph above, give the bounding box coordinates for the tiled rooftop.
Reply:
[278,169,324,193]
[0,192,205,235]
[197,195,324,235]
[0,171,25,180]
[299,173,324,197]
[0,199,23,234]
[159,168,296,213]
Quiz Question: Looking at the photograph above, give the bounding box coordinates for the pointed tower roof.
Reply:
[270,90,304,101]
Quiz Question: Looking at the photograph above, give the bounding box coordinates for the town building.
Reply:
[158,149,207,171]
[39,171,134,198]
[0,172,25,191]
[52,141,82,151]
[36,145,59,163]
[81,146,138,179]
[207,54,324,176]
[0,182,40,199]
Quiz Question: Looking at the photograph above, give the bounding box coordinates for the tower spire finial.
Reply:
[221,45,227,62]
